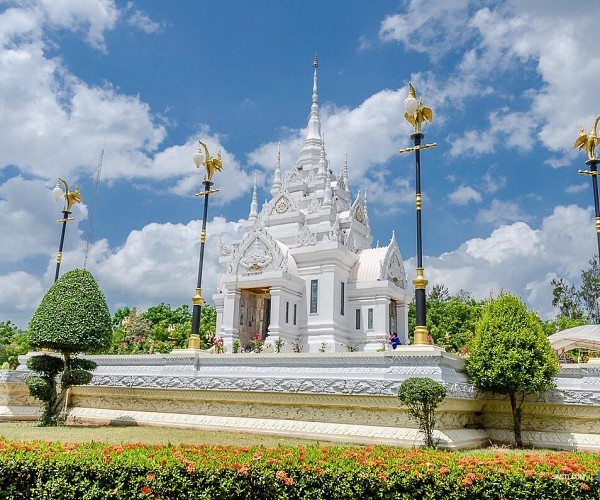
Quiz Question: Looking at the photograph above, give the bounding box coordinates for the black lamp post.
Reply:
[51,178,82,282]
[575,115,600,257]
[189,140,222,349]
[399,83,436,346]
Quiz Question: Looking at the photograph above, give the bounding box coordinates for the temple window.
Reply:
[310,279,318,313]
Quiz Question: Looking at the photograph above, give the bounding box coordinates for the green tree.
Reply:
[397,377,447,448]
[111,306,132,329]
[541,315,588,336]
[408,285,483,351]
[467,293,559,448]
[26,269,112,425]
[145,303,193,348]
[0,321,29,369]
[108,308,155,354]
[103,303,215,354]
[199,305,217,348]
[551,256,600,325]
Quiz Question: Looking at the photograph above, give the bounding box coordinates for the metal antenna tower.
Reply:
[83,145,105,268]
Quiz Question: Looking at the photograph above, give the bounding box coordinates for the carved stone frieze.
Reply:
[307,198,321,214]
[296,222,317,247]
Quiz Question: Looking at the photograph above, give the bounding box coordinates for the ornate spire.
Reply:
[249,173,258,221]
[317,133,327,180]
[271,142,282,196]
[295,54,323,170]
[364,188,370,228]
[323,168,333,208]
[343,153,350,193]
[312,54,318,100]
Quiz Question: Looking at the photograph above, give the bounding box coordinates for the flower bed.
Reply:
[0,440,598,499]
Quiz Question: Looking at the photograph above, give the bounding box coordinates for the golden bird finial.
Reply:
[574,117,600,162]
[403,83,433,134]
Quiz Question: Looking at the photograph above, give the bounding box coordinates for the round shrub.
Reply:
[25,376,55,403]
[28,269,112,353]
[398,377,447,448]
[26,355,63,377]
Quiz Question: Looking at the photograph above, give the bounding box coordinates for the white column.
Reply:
[397,301,408,345]
[221,289,240,352]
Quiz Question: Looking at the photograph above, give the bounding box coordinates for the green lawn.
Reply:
[0,421,330,447]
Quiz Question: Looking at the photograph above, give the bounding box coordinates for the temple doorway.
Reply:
[389,299,398,335]
[239,287,271,350]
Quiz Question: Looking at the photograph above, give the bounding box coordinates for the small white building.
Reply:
[213,58,408,352]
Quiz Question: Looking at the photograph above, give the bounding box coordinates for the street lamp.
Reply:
[52,178,82,282]
[574,115,600,257]
[188,140,222,349]
[399,83,436,346]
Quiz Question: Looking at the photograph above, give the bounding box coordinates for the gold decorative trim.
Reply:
[192,288,204,306]
[412,268,428,290]
[195,188,219,197]
[187,334,200,350]
[413,325,429,346]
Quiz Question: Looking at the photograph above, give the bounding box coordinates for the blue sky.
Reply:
[1,0,600,328]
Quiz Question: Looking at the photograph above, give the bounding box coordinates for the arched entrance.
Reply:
[238,287,271,350]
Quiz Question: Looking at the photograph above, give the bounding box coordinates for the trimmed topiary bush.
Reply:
[398,377,447,448]
[467,293,559,448]
[28,269,112,353]
[26,269,110,425]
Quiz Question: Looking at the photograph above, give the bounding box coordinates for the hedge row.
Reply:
[0,440,598,499]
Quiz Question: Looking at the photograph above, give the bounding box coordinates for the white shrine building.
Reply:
[213,58,408,353]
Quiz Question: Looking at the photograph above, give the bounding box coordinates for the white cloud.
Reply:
[126,9,163,34]
[0,272,45,319]
[0,4,253,204]
[448,185,482,205]
[379,0,475,60]
[482,170,507,194]
[89,216,244,308]
[248,88,416,212]
[164,135,254,205]
[404,204,596,319]
[449,110,535,157]
[0,215,246,328]
[0,4,166,184]
[38,0,119,51]
[0,176,87,263]
[476,199,531,226]
[380,1,600,160]
[565,183,587,195]
[465,222,539,265]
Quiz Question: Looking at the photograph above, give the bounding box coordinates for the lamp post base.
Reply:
[413,325,430,346]
[188,334,201,350]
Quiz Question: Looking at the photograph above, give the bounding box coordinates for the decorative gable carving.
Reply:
[381,238,407,288]
[227,222,287,275]
[268,191,299,216]
[351,193,366,224]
